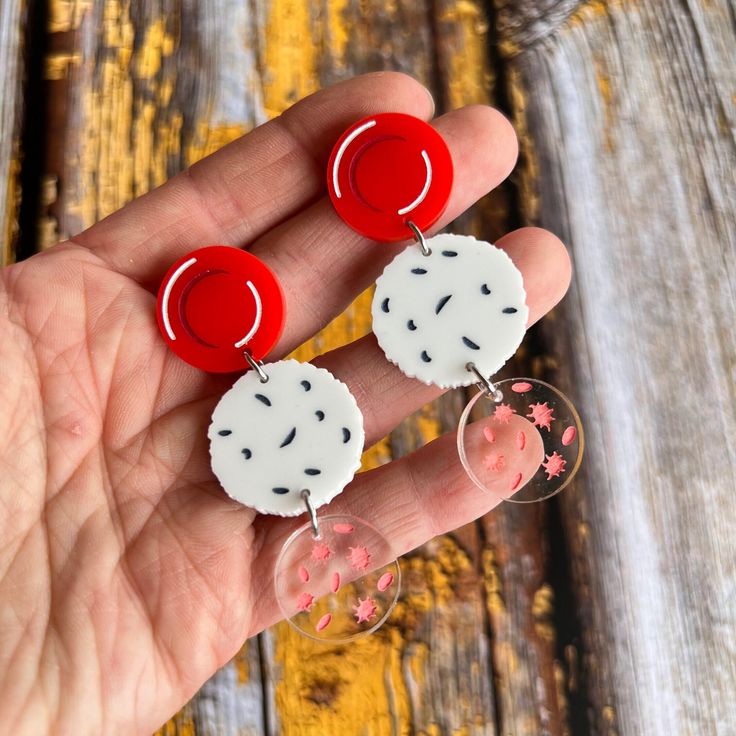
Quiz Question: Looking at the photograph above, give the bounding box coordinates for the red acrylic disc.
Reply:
[156,245,285,373]
[327,112,454,242]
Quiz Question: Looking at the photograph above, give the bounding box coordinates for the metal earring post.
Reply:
[406,220,431,256]
[466,362,503,403]
[301,489,320,538]
[243,350,269,383]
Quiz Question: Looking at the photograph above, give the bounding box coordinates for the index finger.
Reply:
[71,73,435,284]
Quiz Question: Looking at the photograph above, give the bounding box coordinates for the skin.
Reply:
[0,73,571,734]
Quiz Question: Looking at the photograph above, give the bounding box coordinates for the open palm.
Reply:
[0,74,570,734]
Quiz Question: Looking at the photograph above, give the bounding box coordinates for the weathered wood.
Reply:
[14,0,733,732]
[189,641,267,736]
[434,2,572,733]
[0,0,26,265]
[501,1,736,733]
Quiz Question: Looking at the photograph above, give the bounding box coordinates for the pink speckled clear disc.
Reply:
[457,378,584,503]
[274,514,401,642]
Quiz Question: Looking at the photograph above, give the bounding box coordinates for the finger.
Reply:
[257,104,519,356]
[249,426,503,635]
[151,104,519,402]
[313,227,571,448]
[71,72,435,282]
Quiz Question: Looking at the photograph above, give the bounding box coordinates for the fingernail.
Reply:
[423,86,436,118]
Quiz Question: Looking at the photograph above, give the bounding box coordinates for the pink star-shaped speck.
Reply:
[347,545,371,570]
[311,542,333,562]
[542,451,567,479]
[493,403,516,424]
[296,592,315,612]
[353,597,378,623]
[483,452,506,473]
[527,402,555,431]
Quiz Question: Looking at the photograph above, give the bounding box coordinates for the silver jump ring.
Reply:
[406,220,431,257]
[301,489,320,538]
[244,351,269,383]
[466,362,503,403]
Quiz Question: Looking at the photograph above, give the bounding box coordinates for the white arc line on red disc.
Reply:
[332,119,377,199]
[161,257,197,341]
[234,281,263,348]
[397,149,432,216]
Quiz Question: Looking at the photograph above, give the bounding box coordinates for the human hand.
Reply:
[0,73,570,734]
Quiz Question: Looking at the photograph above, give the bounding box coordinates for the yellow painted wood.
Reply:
[0,0,24,266]
[49,0,93,33]
[2,156,20,265]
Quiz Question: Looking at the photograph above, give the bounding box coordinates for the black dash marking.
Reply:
[304,468,321,476]
[255,393,271,406]
[411,267,428,275]
[462,336,481,350]
[218,429,232,437]
[441,250,458,257]
[421,350,432,363]
[342,427,351,443]
[315,410,325,421]
[272,487,289,495]
[481,284,491,295]
[280,427,296,448]
[241,448,252,459]
[381,297,390,313]
[300,380,311,392]
[407,319,417,331]
[502,307,518,314]
[435,294,452,314]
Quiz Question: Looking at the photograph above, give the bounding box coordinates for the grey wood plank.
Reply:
[500,0,736,732]
[190,641,267,736]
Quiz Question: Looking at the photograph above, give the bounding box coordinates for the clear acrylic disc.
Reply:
[274,514,401,642]
[457,378,584,503]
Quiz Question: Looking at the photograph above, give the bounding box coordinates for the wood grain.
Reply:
[502,0,736,733]
[0,0,25,265]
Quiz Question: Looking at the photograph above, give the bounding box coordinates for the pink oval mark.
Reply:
[512,381,533,393]
[377,572,395,592]
[562,426,577,446]
[334,523,354,534]
[483,426,496,443]
[298,566,309,583]
[516,431,526,451]
[510,473,523,492]
[316,614,332,632]
[331,571,341,593]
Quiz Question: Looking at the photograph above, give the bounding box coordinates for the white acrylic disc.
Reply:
[371,234,529,388]
[208,360,364,516]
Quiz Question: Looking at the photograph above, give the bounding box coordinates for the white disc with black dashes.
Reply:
[372,234,528,388]
[209,360,364,516]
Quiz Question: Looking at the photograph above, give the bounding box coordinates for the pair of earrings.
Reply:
[156,112,583,643]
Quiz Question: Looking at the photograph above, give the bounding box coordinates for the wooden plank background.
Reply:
[1,0,734,734]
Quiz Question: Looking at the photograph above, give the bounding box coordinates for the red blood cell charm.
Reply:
[156,245,285,373]
[327,112,454,242]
